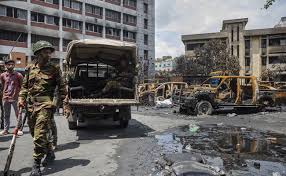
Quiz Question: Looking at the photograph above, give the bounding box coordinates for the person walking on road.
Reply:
[0,60,23,136]
[0,60,6,129]
[18,41,67,176]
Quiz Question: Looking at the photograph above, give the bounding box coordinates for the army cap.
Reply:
[32,40,55,55]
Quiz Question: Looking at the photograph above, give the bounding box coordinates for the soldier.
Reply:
[18,41,67,176]
[100,57,135,98]
[0,60,5,129]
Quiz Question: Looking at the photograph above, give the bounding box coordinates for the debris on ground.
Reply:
[152,124,286,176]
[155,99,173,108]
[227,113,237,117]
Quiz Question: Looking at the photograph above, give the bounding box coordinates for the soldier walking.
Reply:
[18,41,67,176]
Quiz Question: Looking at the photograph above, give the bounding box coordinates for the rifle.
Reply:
[3,107,23,176]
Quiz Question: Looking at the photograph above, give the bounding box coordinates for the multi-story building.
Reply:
[182,17,286,81]
[0,0,155,77]
[155,56,176,72]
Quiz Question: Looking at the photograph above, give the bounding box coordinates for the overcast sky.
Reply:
[155,0,286,59]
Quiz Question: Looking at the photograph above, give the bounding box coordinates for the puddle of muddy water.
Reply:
[155,124,286,175]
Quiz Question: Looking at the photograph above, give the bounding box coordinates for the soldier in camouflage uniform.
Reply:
[0,60,5,129]
[18,41,67,176]
[100,57,135,98]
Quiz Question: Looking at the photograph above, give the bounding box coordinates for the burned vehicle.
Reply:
[179,76,276,115]
[64,39,138,129]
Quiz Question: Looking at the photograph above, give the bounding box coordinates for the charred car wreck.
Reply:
[179,76,277,115]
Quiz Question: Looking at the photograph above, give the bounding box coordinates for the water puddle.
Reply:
[154,124,286,175]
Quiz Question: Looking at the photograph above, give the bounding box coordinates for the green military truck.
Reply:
[64,39,138,130]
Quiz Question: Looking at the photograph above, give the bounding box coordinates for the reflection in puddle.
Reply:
[154,124,286,175]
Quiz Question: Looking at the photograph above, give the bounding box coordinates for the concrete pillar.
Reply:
[102,8,106,38]
[251,36,261,79]
[59,0,63,69]
[82,0,86,39]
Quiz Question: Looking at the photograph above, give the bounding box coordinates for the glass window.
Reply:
[0,6,6,16]
[46,0,54,3]
[64,0,71,8]
[6,7,13,17]
[144,3,148,13]
[261,39,267,48]
[16,9,27,20]
[46,16,54,25]
[38,13,45,22]
[86,4,92,13]
[31,12,37,22]
[71,1,81,10]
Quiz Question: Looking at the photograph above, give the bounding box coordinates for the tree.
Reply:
[174,40,240,76]
[261,64,286,81]
[264,0,277,9]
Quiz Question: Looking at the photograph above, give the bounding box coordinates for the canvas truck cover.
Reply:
[65,39,139,106]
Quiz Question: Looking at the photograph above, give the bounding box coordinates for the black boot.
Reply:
[30,159,42,176]
[42,150,55,167]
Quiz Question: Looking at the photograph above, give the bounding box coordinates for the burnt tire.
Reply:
[68,121,77,130]
[259,98,274,107]
[119,119,129,128]
[195,101,213,115]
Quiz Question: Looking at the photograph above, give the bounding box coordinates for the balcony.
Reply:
[0,40,27,48]
[31,22,59,30]
[106,0,121,6]
[0,16,27,25]
[268,45,286,54]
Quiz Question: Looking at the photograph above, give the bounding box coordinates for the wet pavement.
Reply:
[153,124,286,176]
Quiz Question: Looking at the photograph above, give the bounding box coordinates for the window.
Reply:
[106,27,120,37]
[123,0,137,8]
[231,28,234,42]
[86,23,103,33]
[262,56,267,66]
[269,56,286,64]
[269,38,281,46]
[144,19,148,29]
[144,34,148,45]
[31,12,44,23]
[237,45,239,57]
[63,18,82,30]
[144,50,148,60]
[144,3,148,13]
[245,57,250,66]
[231,45,233,55]
[106,9,121,23]
[123,14,136,25]
[186,43,204,50]
[123,30,136,40]
[0,29,27,42]
[45,0,59,4]
[31,34,59,47]
[0,5,27,20]
[245,39,250,49]
[63,0,82,11]
[261,38,267,48]
[46,15,59,25]
[85,4,102,16]
[237,26,239,41]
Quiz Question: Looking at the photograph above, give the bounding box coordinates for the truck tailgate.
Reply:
[69,99,139,106]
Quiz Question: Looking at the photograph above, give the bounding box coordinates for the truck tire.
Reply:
[68,121,77,130]
[119,119,129,128]
[195,101,213,115]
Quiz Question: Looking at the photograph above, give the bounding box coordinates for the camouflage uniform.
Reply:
[18,41,67,162]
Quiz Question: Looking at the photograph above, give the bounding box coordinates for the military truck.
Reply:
[179,76,276,115]
[64,39,138,130]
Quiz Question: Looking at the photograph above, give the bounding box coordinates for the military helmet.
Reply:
[32,40,55,55]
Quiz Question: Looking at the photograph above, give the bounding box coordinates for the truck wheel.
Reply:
[68,121,77,130]
[195,101,213,115]
[119,119,129,128]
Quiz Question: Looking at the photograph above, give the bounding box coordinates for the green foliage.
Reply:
[174,40,240,76]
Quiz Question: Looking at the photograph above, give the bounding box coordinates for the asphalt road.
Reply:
[0,106,285,176]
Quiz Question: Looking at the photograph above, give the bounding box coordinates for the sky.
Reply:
[155,0,286,59]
